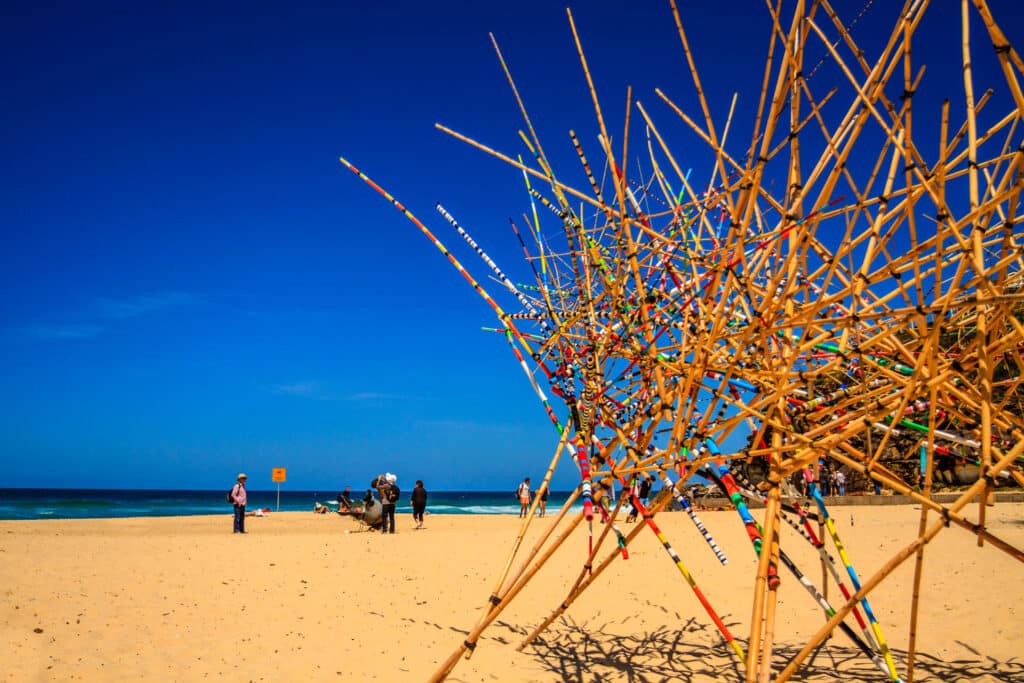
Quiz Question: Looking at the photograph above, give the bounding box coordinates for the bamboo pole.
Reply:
[489,429,571,606]
[340,3,1024,681]
[428,496,586,683]
[756,411,788,683]
[778,440,1024,682]
[516,488,674,651]
[906,367,939,682]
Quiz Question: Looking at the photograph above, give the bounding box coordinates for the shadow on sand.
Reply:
[494,617,1024,682]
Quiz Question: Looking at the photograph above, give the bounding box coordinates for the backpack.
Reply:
[386,484,400,503]
[226,486,235,504]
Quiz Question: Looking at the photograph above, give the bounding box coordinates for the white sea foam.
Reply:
[425,504,520,515]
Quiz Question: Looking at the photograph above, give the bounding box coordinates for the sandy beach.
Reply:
[2,502,1023,682]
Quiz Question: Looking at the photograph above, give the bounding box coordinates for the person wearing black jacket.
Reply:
[639,474,652,506]
[410,480,428,529]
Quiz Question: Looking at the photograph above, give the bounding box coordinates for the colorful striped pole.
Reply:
[806,475,901,681]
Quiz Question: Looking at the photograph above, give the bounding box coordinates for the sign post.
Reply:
[271,468,287,511]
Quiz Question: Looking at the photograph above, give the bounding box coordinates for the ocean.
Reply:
[0,488,582,521]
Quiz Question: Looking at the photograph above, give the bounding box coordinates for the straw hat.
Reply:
[237,473,248,480]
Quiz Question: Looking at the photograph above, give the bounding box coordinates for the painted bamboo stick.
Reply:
[428,502,587,683]
[779,441,1024,682]
[807,477,902,680]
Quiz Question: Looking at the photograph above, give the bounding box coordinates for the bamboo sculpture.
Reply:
[339,1,1024,680]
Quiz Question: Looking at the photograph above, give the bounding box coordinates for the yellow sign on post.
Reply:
[272,468,287,511]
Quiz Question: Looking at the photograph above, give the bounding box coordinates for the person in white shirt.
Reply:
[517,478,532,518]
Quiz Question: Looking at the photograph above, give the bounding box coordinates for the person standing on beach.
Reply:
[628,474,654,522]
[410,480,427,529]
[634,475,651,507]
[375,473,398,534]
[536,484,548,517]
[626,475,641,523]
[231,473,248,534]
[804,468,817,497]
[517,477,532,518]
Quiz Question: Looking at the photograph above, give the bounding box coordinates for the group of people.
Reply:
[341,474,429,532]
[228,472,429,534]
[228,472,659,534]
[625,474,654,523]
[364,474,429,532]
[822,469,847,496]
[516,475,657,522]
[516,477,549,518]
[794,467,847,497]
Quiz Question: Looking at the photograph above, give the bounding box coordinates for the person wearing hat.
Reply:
[231,473,248,534]
[374,472,398,534]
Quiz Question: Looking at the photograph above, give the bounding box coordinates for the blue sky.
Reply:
[3,1,1022,491]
